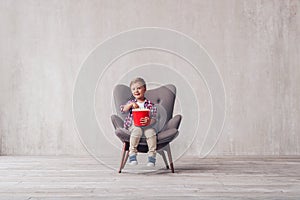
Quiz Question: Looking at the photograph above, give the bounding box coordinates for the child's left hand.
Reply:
[140,117,150,126]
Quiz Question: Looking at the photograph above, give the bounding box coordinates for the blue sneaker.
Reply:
[147,156,156,167]
[129,154,138,166]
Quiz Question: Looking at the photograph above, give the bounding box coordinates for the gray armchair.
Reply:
[111,84,182,173]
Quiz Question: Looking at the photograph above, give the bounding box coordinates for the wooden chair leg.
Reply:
[122,150,129,170]
[119,142,127,173]
[158,150,169,169]
[165,144,175,173]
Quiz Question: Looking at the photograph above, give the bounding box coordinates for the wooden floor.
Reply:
[0,156,300,199]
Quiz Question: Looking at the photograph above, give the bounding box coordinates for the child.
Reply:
[120,77,157,167]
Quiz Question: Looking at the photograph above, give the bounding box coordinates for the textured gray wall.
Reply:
[0,0,299,156]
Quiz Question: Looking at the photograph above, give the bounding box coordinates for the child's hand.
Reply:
[122,102,139,113]
[140,117,150,126]
[131,102,139,109]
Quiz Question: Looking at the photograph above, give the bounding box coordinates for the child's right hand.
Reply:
[131,102,139,109]
[122,102,139,112]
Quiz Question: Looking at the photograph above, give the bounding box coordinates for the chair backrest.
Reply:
[113,84,176,131]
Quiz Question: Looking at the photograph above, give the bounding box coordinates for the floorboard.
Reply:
[0,156,299,199]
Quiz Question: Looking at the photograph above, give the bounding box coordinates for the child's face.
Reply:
[131,82,146,100]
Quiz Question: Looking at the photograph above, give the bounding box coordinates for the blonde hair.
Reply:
[130,77,146,88]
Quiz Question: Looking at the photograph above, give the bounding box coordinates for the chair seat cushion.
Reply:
[115,128,179,145]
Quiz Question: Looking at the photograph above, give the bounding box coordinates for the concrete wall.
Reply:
[0,0,299,156]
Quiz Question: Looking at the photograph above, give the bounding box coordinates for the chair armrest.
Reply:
[111,115,124,129]
[163,114,182,131]
[157,128,179,144]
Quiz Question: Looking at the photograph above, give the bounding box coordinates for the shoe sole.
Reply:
[146,162,155,167]
[129,161,138,166]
